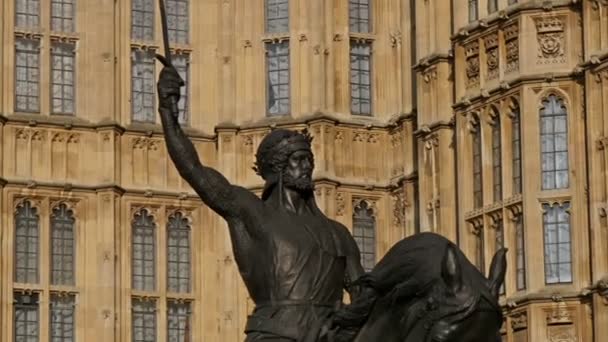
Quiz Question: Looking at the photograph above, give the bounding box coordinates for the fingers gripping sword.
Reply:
[158,0,181,117]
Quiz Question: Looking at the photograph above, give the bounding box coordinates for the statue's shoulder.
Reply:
[326,218,360,255]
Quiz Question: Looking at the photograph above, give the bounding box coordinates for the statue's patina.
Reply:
[156,58,365,342]
[156,42,506,342]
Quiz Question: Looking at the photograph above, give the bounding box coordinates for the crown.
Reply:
[535,16,564,33]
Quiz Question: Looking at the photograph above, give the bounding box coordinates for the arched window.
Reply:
[511,105,522,194]
[494,218,505,294]
[473,119,483,208]
[167,212,191,293]
[132,209,156,291]
[51,204,75,285]
[515,214,526,290]
[353,201,376,272]
[543,202,572,284]
[540,95,569,190]
[14,200,40,284]
[491,111,502,202]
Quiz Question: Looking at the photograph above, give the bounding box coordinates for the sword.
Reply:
[157,0,181,117]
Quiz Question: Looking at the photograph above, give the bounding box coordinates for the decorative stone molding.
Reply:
[353,198,379,217]
[422,65,438,83]
[390,31,402,48]
[465,41,480,88]
[132,137,160,151]
[391,190,407,226]
[336,192,346,216]
[535,16,566,65]
[484,33,499,81]
[545,307,574,324]
[511,311,528,330]
[504,23,519,73]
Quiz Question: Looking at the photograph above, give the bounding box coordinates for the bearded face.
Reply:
[282,149,314,192]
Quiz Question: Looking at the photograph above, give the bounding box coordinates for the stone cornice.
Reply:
[0,178,7,187]
[0,114,216,140]
[413,53,453,72]
[452,0,579,44]
[216,111,416,133]
[453,70,583,111]
[501,288,596,312]
[413,120,454,138]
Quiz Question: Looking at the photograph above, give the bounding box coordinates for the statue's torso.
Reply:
[239,208,347,305]
[235,206,349,340]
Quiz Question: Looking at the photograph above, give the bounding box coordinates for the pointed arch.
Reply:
[167,211,192,293]
[353,199,376,271]
[490,106,502,202]
[132,208,157,291]
[539,93,569,190]
[471,112,483,208]
[50,203,76,285]
[14,200,40,284]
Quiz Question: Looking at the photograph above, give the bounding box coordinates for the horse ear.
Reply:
[441,244,463,292]
[488,248,508,298]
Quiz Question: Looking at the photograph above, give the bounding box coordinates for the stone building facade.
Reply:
[0,0,606,341]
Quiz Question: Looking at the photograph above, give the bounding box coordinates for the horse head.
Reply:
[328,233,507,342]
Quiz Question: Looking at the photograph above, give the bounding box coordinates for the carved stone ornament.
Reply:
[486,47,499,80]
[548,325,577,342]
[336,192,346,216]
[391,191,407,226]
[535,16,566,64]
[510,311,528,330]
[465,41,480,88]
[546,308,573,325]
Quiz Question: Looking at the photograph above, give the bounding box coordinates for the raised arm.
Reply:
[156,56,258,219]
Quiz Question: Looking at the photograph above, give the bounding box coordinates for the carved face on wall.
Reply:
[282,149,314,192]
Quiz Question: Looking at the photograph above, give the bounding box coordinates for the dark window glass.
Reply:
[132,0,155,41]
[167,301,191,342]
[543,202,572,284]
[492,114,502,202]
[349,0,371,33]
[515,214,526,290]
[265,0,289,33]
[473,124,483,208]
[132,209,156,291]
[14,293,39,342]
[131,49,156,123]
[540,95,569,190]
[51,204,75,285]
[353,201,376,272]
[51,0,75,32]
[15,0,40,28]
[167,0,189,44]
[172,54,190,125]
[266,41,290,115]
[14,200,40,284]
[512,108,522,194]
[350,41,372,116]
[15,38,40,113]
[132,299,157,342]
[167,213,191,293]
[51,42,76,115]
[50,294,75,342]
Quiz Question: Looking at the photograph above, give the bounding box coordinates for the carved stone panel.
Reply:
[535,16,566,65]
[484,33,499,81]
[465,41,480,88]
[504,23,519,73]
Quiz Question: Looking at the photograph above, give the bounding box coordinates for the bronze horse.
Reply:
[322,232,506,342]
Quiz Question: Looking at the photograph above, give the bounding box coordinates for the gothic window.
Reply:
[15,38,40,113]
[543,202,572,284]
[131,49,156,123]
[515,214,526,290]
[265,0,289,33]
[353,201,376,272]
[488,0,498,13]
[132,209,156,291]
[492,113,502,202]
[50,294,75,342]
[349,0,371,33]
[350,41,372,116]
[495,218,505,294]
[172,54,190,125]
[51,42,76,115]
[468,0,478,22]
[475,227,485,273]
[14,293,39,341]
[511,106,522,194]
[131,0,155,41]
[15,201,40,284]
[473,123,483,208]
[51,0,75,32]
[266,41,290,116]
[540,95,569,190]
[132,299,157,342]
[167,0,189,44]
[15,0,40,28]
[167,212,191,293]
[51,204,75,286]
[167,301,191,342]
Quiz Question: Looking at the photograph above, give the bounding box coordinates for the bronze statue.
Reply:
[156,57,365,342]
[156,7,506,339]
